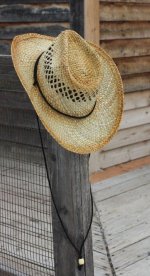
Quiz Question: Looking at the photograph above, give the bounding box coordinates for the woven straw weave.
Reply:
[11,30,124,154]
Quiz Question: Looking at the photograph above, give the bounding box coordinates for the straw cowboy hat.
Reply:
[11,30,123,154]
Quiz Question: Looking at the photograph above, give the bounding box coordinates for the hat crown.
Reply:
[38,30,102,117]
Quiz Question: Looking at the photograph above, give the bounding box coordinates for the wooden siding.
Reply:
[90,0,150,171]
[0,2,70,156]
[0,2,70,55]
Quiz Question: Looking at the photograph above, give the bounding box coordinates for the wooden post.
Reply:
[48,138,94,276]
[84,0,100,45]
[70,0,84,36]
[48,1,94,275]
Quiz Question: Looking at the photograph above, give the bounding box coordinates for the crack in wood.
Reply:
[93,200,116,276]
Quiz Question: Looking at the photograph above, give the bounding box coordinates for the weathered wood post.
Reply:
[48,1,94,275]
[48,139,94,276]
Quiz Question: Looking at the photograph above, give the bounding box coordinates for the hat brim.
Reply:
[11,33,124,154]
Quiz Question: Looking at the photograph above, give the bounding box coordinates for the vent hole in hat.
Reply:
[44,48,94,104]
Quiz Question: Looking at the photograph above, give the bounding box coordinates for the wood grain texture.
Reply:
[0,90,32,110]
[111,231,150,265]
[0,22,69,39]
[90,140,150,170]
[93,168,150,202]
[119,257,150,276]
[101,39,150,58]
[0,40,10,55]
[0,74,24,92]
[101,22,150,40]
[120,106,150,129]
[115,56,150,75]
[93,165,150,194]
[100,3,150,21]
[0,4,70,23]
[93,167,150,242]
[70,0,84,36]
[124,90,150,110]
[123,73,150,93]
[91,157,150,184]
[97,0,150,169]
[84,0,99,44]
[103,124,150,151]
[92,212,113,276]
[92,165,150,275]
[47,138,94,276]
[90,123,150,169]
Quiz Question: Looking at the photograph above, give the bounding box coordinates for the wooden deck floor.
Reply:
[92,164,150,276]
[0,156,150,275]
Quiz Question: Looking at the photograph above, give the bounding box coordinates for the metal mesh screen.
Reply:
[0,108,55,276]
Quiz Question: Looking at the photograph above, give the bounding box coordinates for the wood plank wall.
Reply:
[0,1,70,156]
[0,1,70,55]
[90,0,150,172]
